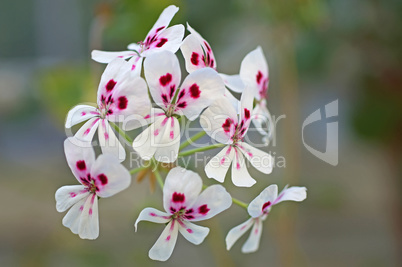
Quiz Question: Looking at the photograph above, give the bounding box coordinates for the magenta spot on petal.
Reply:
[255,228,259,234]
[70,192,77,198]
[104,132,109,140]
[240,224,247,230]
[81,112,86,116]
[236,162,241,170]
[262,201,271,211]
[131,64,136,71]
[189,83,200,98]
[76,160,86,171]
[220,157,225,165]
[98,174,108,185]
[244,108,250,119]
[172,192,185,203]
[89,208,93,215]
[144,114,150,119]
[154,129,159,136]
[84,128,91,135]
[118,96,128,110]
[187,228,193,233]
[198,204,210,215]
[150,213,156,217]
[170,131,174,139]
[166,235,171,241]
[106,79,117,91]
[156,38,168,47]
[159,73,172,86]
[222,118,233,133]
[161,117,169,126]
[191,52,199,65]
[80,205,84,211]
[256,71,263,84]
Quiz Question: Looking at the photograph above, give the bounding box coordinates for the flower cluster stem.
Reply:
[179,131,206,150]
[109,121,133,144]
[178,143,225,158]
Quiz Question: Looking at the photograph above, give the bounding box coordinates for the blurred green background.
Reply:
[1,0,401,266]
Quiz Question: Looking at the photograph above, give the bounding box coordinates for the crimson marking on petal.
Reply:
[98,174,108,185]
[169,85,175,98]
[177,102,187,108]
[150,213,156,216]
[156,38,168,47]
[70,192,77,198]
[172,192,185,203]
[189,83,200,98]
[186,209,193,214]
[198,205,210,215]
[170,207,177,213]
[156,26,165,32]
[244,108,250,119]
[222,118,233,133]
[106,79,117,91]
[76,160,86,170]
[262,201,271,211]
[144,114,150,119]
[210,59,215,68]
[187,228,193,233]
[162,94,168,103]
[170,131,174,139]
[154,129,159,136]
[118,96,128,110]
[204,41,211,52]
[191,52,199,65]
[256,71,263,84]
[161,117,169,126]
[178,89,185,101]
[159,73,172,86]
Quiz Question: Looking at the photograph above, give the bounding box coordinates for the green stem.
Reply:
[178,143,226,158]
[129,165,148,175]
[179,131,207,151]
[109,121,133,144]
[232,198,248,209]
[153,168,164,189]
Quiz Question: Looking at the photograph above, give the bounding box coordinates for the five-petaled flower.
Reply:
[226,184,307,253]
[65,58,151,162]
[225,46,275,145]
[135,167,232,261]
[132,50,225,163]
[55,137,131,239]
[225,184,307,253]
[92,5,184,76]
[201,89,274,187]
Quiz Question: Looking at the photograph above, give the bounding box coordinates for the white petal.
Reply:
[135,208,171,231]
[219,74,245,93]
[247,184,278,218]
[144,51,181,109]
[62,196,87,235]
[74,117,100,142]
[239,46,269,100]
[90,154,131,198]
[65,104,99,128]
[189,185,232,222]
[145,5,179,39]
[225,218,254,250]
[241,218,263,253]
[149,220,179,261]
[127,43,140,51]
[153,117,180,163]
[180,34,206,73]
[64,137,96,185]
[273,185,307,205]
[237,142,273,174]
[127,56,143,77]
[223,89,240,111]
[98,119,126,162]
[252,99,275,144]
[78,194,99,240]
[55,185,90,212]
[91,50,138,64]
[231,148,256,187]
[205,146,234,183]
[143,25,185,56]
[178,220,209,245]
[163,167,202,214]
[175,67,225,120]
[200,96,238,144]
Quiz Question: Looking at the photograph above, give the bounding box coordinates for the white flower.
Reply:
[65,58,151,162]
[225,47,275,145]
[135,167,232,261]
[200,90,274,187]
[132,51,225,163]
[226,184,307,253]
[55,137,131,239]
[92,5,184,76]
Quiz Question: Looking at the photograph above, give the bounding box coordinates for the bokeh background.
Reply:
[1,0,401,266]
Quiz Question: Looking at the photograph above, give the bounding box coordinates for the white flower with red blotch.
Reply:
[135,167,232,261]
[92,5,184,76]
[180,23,244,102]
[65,58,151,162]
[225,46,275,145]
[132,50,225,163]
[55,137,131,239]
[226,184,307,253]
[200,90,274,187]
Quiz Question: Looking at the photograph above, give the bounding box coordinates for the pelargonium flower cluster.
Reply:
[56,5,307,261]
